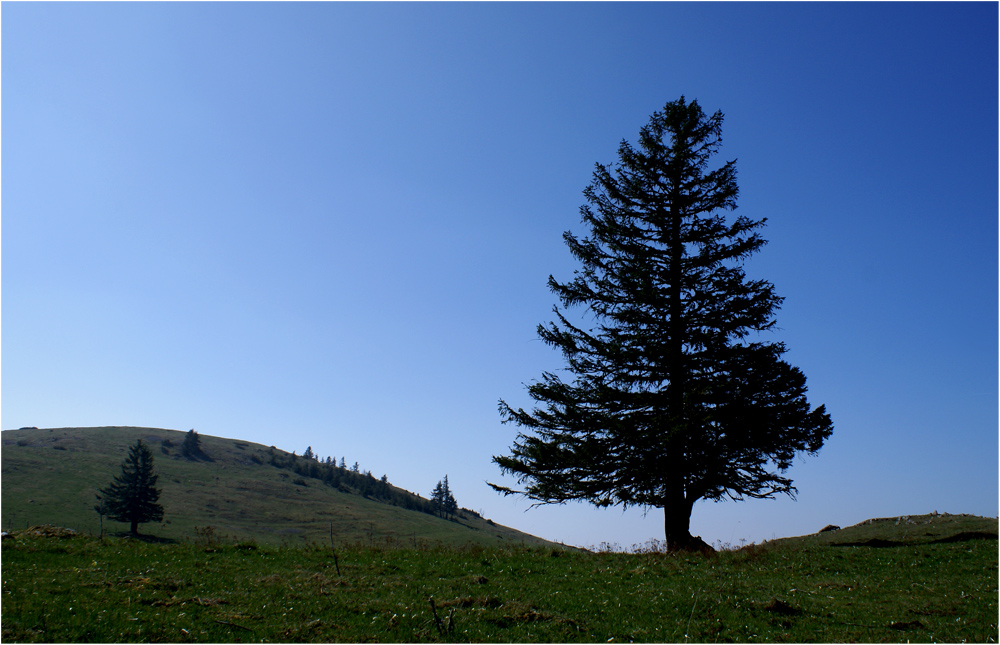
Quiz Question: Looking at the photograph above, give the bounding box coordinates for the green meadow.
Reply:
[2,427,997,642]
[2,513,996,643]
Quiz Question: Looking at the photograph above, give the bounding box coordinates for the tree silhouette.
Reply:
[432,475,458,518]
[96,439,164,536]
[492,97,834,551]
[181,429,211,461]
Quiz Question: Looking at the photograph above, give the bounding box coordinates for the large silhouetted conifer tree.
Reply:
[492,97,833,551]
[96,439,164,536]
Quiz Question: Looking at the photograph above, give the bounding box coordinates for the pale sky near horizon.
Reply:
[3,2,997,548]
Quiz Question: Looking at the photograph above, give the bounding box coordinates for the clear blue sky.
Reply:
[3,2,996,548]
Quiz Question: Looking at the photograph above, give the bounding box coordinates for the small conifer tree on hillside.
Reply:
[431,481,445,516]
[431,475,458,518]
[96,439,164,536]
[181,429,199,457]
[181,429,212,461]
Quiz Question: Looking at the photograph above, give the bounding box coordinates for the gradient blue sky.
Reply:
[3,2,997,548]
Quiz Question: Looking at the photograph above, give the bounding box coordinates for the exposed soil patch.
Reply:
[18,525,78,538]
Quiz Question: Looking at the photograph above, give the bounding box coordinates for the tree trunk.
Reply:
[661,188,705,554]
[663,497,711,552]
[130,519,139,536]
[662,495,692,549]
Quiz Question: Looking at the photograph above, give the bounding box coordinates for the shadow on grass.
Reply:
[833,532,998,548]
[931,531,998,544]
[111,532,179,544]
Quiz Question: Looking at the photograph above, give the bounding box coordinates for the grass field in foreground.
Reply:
[2,515,996,643]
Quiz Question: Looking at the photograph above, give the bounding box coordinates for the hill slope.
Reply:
[1,426,555,547]
[765,512,997,549]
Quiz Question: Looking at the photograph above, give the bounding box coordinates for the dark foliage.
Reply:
[431,475,459,518]
[492,97,833,550]
[95,440,164,535]
[266,449,440,517]
[181,429,212,461]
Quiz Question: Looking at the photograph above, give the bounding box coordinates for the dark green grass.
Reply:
[3,518,996,643]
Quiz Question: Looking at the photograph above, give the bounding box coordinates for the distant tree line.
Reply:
[266,447,460,519]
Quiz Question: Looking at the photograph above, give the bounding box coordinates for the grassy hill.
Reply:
[0,426,555,548]
[764,511,997,549]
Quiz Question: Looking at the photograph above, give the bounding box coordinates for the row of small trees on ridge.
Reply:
[268,447,444,516]
[94,433,465,536]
